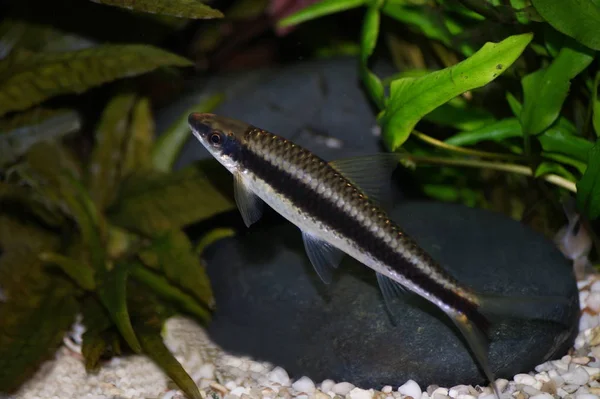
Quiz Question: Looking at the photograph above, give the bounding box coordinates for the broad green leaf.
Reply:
[277,0,365,28]
[130,264,211,322]
[0,44,193,116]
[381,4,452,47]
[576,139,600,219]
[89,0,223,19]
[520,42,594,136]
[531,0,600,50]
[543,153,587,175]
[88,93,137,210]
[0,278,77,392]
[360,6,384,109]
[96,263,141,353]
[108,160,235,235]
[381,33,533,150]
[445,118,522,146]
[538,126,593,162]
[424,98,495,131]
[138,230,213,307]
[39,252,96,291]
[0,107,81,167]
[422,184,482,207]
[534,161,576,182]
[152,93,224,172]
[122,97,155,177]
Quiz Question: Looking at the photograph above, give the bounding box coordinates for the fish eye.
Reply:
[209,132,223,146]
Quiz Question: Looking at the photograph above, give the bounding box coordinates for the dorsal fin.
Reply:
[328,153,402,209]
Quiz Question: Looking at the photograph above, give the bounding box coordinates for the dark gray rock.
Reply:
[203,201,578,389]
[166,56,578,388]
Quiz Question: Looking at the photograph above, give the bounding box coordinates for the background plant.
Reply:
[1,0,600,396]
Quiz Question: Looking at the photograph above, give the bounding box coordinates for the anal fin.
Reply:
[301,230,344,284]
[234,172,264,228]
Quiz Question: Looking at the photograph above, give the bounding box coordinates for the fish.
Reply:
[188,112,570,398]
[554,197,594,280]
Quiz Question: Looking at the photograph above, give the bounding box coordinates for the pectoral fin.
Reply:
[234,172,264,228]
[301,230,344,284]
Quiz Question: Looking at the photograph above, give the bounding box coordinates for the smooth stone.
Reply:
[201,201,579,389]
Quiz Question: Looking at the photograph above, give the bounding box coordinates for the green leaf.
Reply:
[127,284,201,399]
[81,296,120,372]
[0,107,81,167]
[0,44,193,116]
[108,160,235,235]
[88,93,138,210]
[39,252,96,291]
[152,93,224,172]
[0,279,78,392]
[137,328,202,399]
[531,0,600,50]
[538,125,594,162]
[505,91,522,116]
[534,161,576,181]
[445,118,522,146]
[381,33,533,150]
[424,98,495,131]
[195,227,236,254]
[576,139,600,219]
[130,264,211,322]
[122,97,155,177]
[519,42,594,136]
[96,263,142,353]
[89,0,223,19]
[277,0,366,28]
[360,6,384,109]
[138,230,214,308]
[0,182,65,227]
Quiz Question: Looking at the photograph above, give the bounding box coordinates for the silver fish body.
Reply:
[188,112,569,396]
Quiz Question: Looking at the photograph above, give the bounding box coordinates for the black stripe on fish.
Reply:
[239,127,490,332]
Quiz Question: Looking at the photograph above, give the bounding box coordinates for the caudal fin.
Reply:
[478,292,572,327]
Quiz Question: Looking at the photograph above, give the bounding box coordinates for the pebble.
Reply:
[398,380,422,399]
[321,380,335,393]
[529,394,554,399]
[576,394,600,399]
[562,368,590,385]
[382,386,393,393]
[514,374,538,386]
[267,367,290,386]
[333,382,356,396]
[292,377,316,393]
[348,388,374,399]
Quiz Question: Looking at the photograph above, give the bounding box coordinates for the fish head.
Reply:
[188,112,248,173]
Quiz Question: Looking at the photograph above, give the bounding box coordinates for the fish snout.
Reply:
[188,112,217,138]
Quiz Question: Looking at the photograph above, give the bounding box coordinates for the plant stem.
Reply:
[412,130,524,160]
[407,154,577,193]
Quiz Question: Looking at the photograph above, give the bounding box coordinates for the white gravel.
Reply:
[8,270,600,399]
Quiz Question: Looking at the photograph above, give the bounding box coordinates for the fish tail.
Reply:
[446,308,500,399]
[477,292,572,327]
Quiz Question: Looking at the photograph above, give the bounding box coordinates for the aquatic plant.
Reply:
[1,0,600,396]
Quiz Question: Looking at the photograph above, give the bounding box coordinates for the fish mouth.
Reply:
[188,112,216,138]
